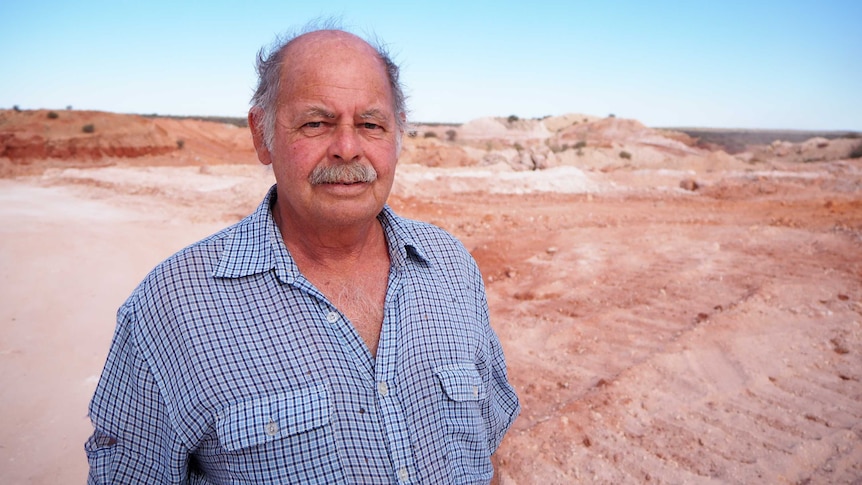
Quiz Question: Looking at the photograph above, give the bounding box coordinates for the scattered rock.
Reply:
[680,178,700,191]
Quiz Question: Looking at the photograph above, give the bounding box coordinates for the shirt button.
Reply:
[326,311,339,323]
[397,467,409,482]
[265,420,279,436]
[377,381,389,397]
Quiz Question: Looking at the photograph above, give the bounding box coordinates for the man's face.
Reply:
[259,31,401,230]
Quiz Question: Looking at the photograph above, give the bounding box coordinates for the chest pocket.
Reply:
[217,383,331,451]
[435,363,488,402]
[216,383,343,483]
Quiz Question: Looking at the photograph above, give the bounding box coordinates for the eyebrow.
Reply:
[359,109,389,122]
[299,106,390,123]
[303,106,336,119]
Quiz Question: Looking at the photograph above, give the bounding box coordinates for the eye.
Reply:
[304,121,323,128]
[362,122,381,130]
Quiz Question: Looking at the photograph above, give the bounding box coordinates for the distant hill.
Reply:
[667,128,861,154]
[142,114,248,128]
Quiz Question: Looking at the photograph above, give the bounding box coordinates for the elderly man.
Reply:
[86,26,519,484]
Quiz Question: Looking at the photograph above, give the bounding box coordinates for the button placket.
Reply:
[377,381,389,397]
[373,275,415,481]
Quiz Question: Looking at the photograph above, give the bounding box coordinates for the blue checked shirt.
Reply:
[86,185,520,484]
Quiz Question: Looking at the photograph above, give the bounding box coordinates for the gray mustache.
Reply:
[309,162,378,185]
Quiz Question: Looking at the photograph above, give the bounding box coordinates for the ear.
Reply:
[248,107,273,166]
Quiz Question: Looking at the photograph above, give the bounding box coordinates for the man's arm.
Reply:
[464,255,519,484]
[490,453,503,485]
[86,302,192,484]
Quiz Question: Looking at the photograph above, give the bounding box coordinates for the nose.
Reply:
[328,123,362,162]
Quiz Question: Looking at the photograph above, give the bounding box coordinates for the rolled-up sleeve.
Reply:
[86,300,191,484]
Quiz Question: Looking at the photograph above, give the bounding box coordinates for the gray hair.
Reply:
[250,20,408,151]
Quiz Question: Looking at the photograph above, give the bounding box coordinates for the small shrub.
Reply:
[423,131,437,138]
[849,142,862,159]
[13,105,21,112]
[619,150,632,160]
[47,111,59,119]
[445,129,457,142]
[82,124,95,133]
[514,142,524,152]
[574,140,587,149]
[507,114,519,123]
[608,113,616,118]
[66,105,73,110]
[176,139,185,149]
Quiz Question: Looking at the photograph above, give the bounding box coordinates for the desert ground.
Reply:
[1,109,861,484]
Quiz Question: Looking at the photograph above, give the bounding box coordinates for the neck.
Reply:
[272,203,387,271]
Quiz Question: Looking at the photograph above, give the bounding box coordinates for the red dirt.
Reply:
[1,111,860,484]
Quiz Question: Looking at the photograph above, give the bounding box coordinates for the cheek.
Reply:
[367,141,399,170]
[281,140,322,173]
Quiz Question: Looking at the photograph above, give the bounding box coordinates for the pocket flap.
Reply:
[435,363,487,402]
[217,383,330,452]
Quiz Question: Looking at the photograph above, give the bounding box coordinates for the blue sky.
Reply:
[1,1,860,130]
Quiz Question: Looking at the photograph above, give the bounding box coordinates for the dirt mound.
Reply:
[398,137,475,167]
[557,117,697,155]
[150,117,257,166]
[458,116,553,141]
[0,110,261,177]
[541,113,602,132]
[0,110,178,160]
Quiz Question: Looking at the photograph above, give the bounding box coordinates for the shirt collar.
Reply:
[213,185,430,282]
[377,205,430,268]
[212,185,298,283]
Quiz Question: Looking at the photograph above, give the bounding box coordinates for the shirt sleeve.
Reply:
[483,322,520,453]
[86,299,192,484]
[473,262,521,453]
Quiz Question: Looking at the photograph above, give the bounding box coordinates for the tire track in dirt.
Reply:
[408,189,862,484]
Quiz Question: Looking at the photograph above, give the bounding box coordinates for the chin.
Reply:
[317,201,385,226]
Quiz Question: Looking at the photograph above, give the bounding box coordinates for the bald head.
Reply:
[250,28,407,151]
[282,30,382,70]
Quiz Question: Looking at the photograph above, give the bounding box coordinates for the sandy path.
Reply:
[0,180,226,483]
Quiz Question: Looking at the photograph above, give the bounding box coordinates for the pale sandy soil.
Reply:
[1,111,861,484]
